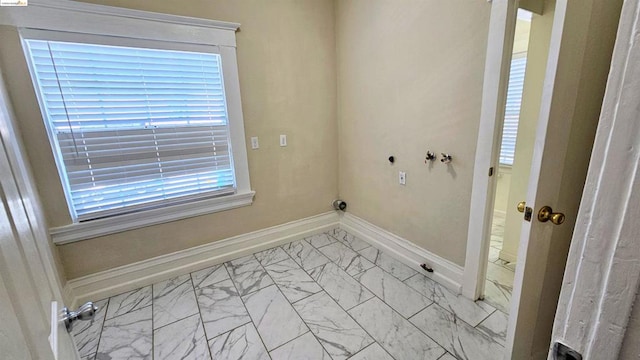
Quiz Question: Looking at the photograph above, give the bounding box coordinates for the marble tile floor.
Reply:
[485,212,516,314]
[74,229,507,360]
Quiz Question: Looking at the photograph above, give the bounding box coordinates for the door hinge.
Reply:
[488,167,494,176]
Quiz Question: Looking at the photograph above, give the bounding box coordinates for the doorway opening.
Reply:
[484,9,533,314]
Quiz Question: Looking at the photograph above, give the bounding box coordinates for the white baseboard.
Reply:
[498,249,518,263]
[66,211,339,308]
[66,211,467,307]
[340,213,464,294]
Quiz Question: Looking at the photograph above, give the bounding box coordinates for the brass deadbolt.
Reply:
[537,206,565,225]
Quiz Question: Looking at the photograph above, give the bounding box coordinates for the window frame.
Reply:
[6,1,253,244]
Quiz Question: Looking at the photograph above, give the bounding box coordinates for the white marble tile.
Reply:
[410,304,504,360]
[348,343,394,360]
[484,279,512,314]
[328,229,371,251]
[254,247,291,267]
[73,299,108,358]
[282,240,331,271]
[305,233,338,248]
[153,274,199,329]
[191,264,230,289]
[476,309,509,347]
[293,292,373,359]
[209,322,269,360]
[265,258,322,303]
[317,241,375,276]
[195,278,251,339]
[225,255,274,296]
[96,306,152,360]
[106,287,152,320]
[484,262,514,314]
[349,298,445,360]
[354,266,431,318]
[404,273,496,327]
[488,247,500,263]
[153,314,210,360]
[438,353,457,360]
[358,246,418,281]
[270,332,331,360]
[308,262,374,310]
[242,285,308,350]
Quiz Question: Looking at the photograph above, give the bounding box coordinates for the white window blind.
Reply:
[24,39,236,221]
[500,55,527,166]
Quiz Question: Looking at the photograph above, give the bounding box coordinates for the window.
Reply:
[22,27,252,229]
[499,54,527,166]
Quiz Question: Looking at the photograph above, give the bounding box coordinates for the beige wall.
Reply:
[336,0,491,267]
[494,168,511,214]
[0,0,338,278]
[494,18,531,216]
[513,18,532,54]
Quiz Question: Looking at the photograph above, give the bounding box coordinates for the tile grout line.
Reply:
[249,252,314,356]
[229,254,276,358]
[414,301,505,352]
[287,289,376,360]
[188,272,214,360]
[269,236,374,358]
[90,297,110,359]
[474,308,499,329]
[342,296,400,360]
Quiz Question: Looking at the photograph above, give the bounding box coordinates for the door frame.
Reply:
[462,0,570,300]
[462,0,521,300]
[0,68,80,359]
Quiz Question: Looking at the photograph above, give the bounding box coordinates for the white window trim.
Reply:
[1,0,254,244]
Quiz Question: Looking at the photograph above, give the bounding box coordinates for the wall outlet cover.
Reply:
[399,171,406,185]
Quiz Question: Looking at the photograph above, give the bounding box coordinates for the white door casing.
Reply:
[463,0,519,301]
[550,0,640,357]
[0,68,79,359]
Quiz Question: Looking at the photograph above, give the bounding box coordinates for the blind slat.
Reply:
[500,56,527,166]
[25,38,236,221]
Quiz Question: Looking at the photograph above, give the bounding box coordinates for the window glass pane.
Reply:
[500,56,527,166]
[24,39,236,220]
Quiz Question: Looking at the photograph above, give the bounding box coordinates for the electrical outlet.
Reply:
[250,137,259,149]
[280,134,287,147]
[399,171,406,185]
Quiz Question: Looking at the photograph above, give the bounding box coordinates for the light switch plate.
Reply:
[280,134,287,147]
[250,137,259,149]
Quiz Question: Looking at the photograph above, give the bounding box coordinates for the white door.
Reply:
[506,0,623,357]
[0,70,80,359]
[464,0,623,358]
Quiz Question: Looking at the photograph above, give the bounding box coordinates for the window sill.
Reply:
[50,191,255,245]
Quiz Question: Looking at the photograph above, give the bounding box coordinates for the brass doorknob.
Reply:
[517,201,526,213]
[537,206,565,225]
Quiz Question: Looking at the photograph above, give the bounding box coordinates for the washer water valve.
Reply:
[425,151,436,162]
